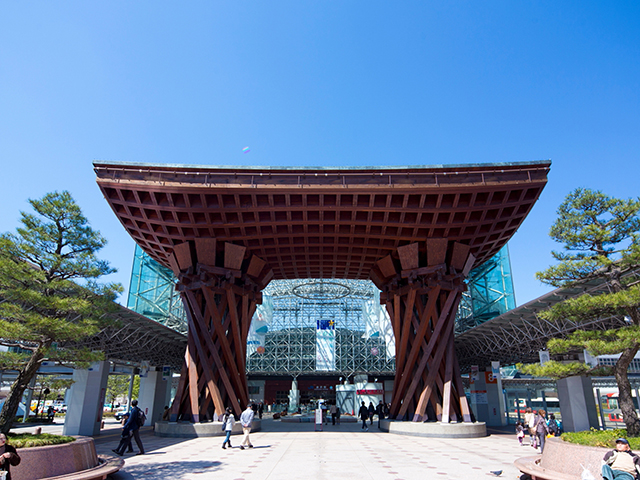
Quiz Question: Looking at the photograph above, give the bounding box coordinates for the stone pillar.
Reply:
[556,376,599,432]
[138,367,170,426]
[63,361,109,436]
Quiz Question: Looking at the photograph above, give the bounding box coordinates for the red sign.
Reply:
[357,389,383,395]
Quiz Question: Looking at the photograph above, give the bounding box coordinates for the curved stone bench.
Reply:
[155,419,261,437]
[12,436,123,480]
[514,437,605,480]
[380,419,487,438]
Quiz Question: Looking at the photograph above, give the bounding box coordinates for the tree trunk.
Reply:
[614,345,640,437]
[0,348,45,434]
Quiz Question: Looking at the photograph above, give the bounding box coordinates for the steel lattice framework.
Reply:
[245,279,395,376]
[65,304,187,370]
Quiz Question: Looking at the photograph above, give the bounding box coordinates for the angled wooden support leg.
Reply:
[171,260,263,422]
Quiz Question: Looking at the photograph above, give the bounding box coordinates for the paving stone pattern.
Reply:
[18,418,533,479]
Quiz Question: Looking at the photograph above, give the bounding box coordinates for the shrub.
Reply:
[562,428,640,449]
[7,433,75,448]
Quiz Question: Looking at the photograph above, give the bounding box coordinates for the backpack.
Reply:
[137,409,147,427]
[221,414,228,431]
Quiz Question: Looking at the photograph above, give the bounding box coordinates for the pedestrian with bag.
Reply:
[547,413,560,436]
[124,400,145,455]
[112,412,134,456]
[222,407,235,449]
[524,407,536,447]
[534,409,549,453]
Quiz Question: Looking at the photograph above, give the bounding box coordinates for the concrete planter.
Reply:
[515,437,607,480]
[380,419,487,438]
[11,436,123,480]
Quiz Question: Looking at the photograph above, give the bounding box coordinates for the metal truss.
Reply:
[245,279,396,376]
[455,268,640,371]
[65,305,187,370]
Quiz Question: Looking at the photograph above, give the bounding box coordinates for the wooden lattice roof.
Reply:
[94,161,550,280]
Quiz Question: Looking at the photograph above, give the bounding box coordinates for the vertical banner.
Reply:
[539,350,550,365]
[470,365,479,384]
[140,361,149,378]
[316,318,335,371]
[162,366,171,381]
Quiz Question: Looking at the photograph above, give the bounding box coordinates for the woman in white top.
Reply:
[222,407,235,449]
[523,407,536,447]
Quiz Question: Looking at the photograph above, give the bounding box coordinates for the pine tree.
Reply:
[521,188,640,435]
[0,191,122,433]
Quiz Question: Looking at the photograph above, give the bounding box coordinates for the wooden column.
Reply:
[167,240,271,422]
[371,240,475,423]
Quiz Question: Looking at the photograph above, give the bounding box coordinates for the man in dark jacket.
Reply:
[359,401,369,431]
[124,400,145,455]
[602,438,640,480]
[0,433,21,480]
[376,400,385,430]
[112,413,134,456]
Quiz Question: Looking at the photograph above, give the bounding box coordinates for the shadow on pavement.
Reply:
[111,460,223,479]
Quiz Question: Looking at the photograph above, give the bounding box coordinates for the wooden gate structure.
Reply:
[95,160,550,422]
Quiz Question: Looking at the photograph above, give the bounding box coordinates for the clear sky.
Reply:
[1,1,639,307]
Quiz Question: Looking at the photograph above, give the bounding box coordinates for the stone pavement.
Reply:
[13,418,535,479]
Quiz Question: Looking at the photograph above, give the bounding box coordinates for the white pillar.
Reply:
[138,367,169,426]
[470,367,506,426]
[22,376,36,422]
[62,361,109,436]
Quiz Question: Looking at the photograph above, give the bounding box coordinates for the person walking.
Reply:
[359,401,369,431]
[112,412,134,456]
[534,409,549,453]
[222,407,235,449]
[523,407,536,447]
[0,433,21,480]
[330,403,337,425]
[240,403,255,450]
[368,402,375,426]
[125,400,145,455]
[515,421,525,446]
[376,400,385,429]
[258,402,264,420]
[336,405,341,425]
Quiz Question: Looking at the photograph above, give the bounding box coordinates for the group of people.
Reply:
[359,400,388,431]
[516,407,561,453]
[222,403,257,450]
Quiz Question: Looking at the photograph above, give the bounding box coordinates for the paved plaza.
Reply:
[14,418,531,479]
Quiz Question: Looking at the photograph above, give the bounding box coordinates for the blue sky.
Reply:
[1,1,639,307]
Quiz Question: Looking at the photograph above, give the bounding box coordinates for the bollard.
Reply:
[34,427,41,435]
